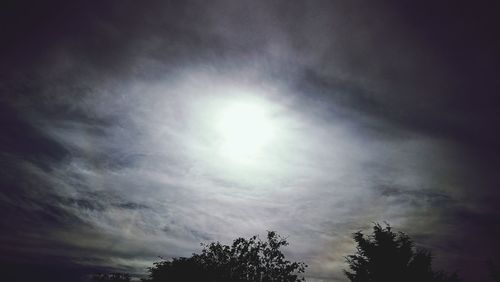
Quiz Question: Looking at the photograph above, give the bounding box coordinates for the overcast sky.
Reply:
[1,1,500,281]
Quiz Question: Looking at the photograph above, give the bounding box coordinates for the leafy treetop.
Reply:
[142,231,307,282]
[344,223,460,282]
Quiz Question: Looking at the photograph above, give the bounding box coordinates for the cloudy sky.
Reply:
[1,1,500,281]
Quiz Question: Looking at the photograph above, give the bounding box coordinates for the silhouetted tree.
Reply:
[142,231,307,282]
[482,260,500,282]
[92,273,131,282]
[344,223,460,282]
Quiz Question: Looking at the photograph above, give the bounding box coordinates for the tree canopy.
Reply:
[92,273,131,282]
[344,223,460,282]
[91,224,471,282]
[142,231,307,282]
[483,260,500,282]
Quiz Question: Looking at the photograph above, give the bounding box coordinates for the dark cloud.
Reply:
[377,185,455,207]
[0,259,106,282]
[0,104,69,165]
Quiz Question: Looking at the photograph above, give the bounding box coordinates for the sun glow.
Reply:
[214,100,276,161]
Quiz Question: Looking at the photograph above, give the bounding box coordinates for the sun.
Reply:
[214,99,276,161]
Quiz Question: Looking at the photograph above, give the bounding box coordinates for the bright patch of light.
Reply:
[214,100,276,162]
[182,80,294,174]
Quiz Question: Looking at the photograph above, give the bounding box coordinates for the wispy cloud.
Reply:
[1,1,499,281]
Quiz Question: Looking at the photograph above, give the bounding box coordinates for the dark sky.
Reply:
[1,1,500,281]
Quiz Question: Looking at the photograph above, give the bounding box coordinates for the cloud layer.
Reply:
[1,1,500,281]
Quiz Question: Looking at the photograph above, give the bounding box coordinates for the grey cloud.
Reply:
[1,1,500,282]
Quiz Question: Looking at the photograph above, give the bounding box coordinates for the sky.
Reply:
[1,1,500,281]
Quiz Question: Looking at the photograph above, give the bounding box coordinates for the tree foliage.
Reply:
[92,273,131,282]
[483,260,500,282]
[142,231,307,282]
[344,223,460,282]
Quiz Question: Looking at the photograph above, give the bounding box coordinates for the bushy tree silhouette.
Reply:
[142,231,307,282]
[483,260,500,282]
[344,223,460,282]
[92,273,131,282]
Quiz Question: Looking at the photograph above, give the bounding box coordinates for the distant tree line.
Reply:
[92,273,131,282]
[92,223,476,282]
